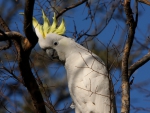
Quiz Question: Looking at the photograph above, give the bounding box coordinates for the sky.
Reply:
[1,0,150,113]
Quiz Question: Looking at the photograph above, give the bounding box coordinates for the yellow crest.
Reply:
[32,10,66,38]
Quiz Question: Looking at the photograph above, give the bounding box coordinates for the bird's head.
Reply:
[33,10,73,61]
[32,10,65,48]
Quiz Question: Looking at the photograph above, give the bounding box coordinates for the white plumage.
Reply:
[32,11,117,113]
[38,33,117,113]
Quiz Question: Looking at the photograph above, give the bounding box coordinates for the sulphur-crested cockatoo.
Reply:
[32,10,117,113]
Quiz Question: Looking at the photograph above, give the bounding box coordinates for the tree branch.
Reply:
[0,29,11,50]
[0,31,47,113]
[0,15,11,50]
[24,0,38,52]
[138,0,150,6]
[128,52,150,77]
[23,1,46,111]
[0,15,10,32]
[121,0,138,113]
[0,31,25,39]
[0,15,20,56]
[56,0,88,19]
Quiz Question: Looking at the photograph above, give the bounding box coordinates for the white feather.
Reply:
[38,33,117,113]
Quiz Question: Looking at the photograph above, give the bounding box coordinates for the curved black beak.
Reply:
[44,48,59,60]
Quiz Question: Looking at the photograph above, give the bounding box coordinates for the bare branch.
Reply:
[0,29,46,113]
[0,31,25,41]
[121,0,138,113]
[30,59,57,113]
[0,29,11,50]
[128,52,150,77]
[24,0,38,52]
[138,0,150,6]
[0,15,12,50]
[22,1,47,112]
[56,0,88,19]
[82,0,120,39]
[0,15,10,32]
[18,54,47,113]
[44,102,57,113]
[1,66,23,84]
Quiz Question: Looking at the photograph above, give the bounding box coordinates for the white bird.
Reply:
[32,10,117,113]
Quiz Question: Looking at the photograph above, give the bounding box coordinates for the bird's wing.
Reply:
[65,43,116,113]
[76,50,114,113]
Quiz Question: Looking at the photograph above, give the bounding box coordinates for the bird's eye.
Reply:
[53,42,58,46]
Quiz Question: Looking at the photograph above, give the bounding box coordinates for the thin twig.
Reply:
[56,0,88,19]
[138,0,150,6]
[0,29,11,50]
[0,15,10,32]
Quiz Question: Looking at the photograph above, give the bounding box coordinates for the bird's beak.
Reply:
[45,49,59,60]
